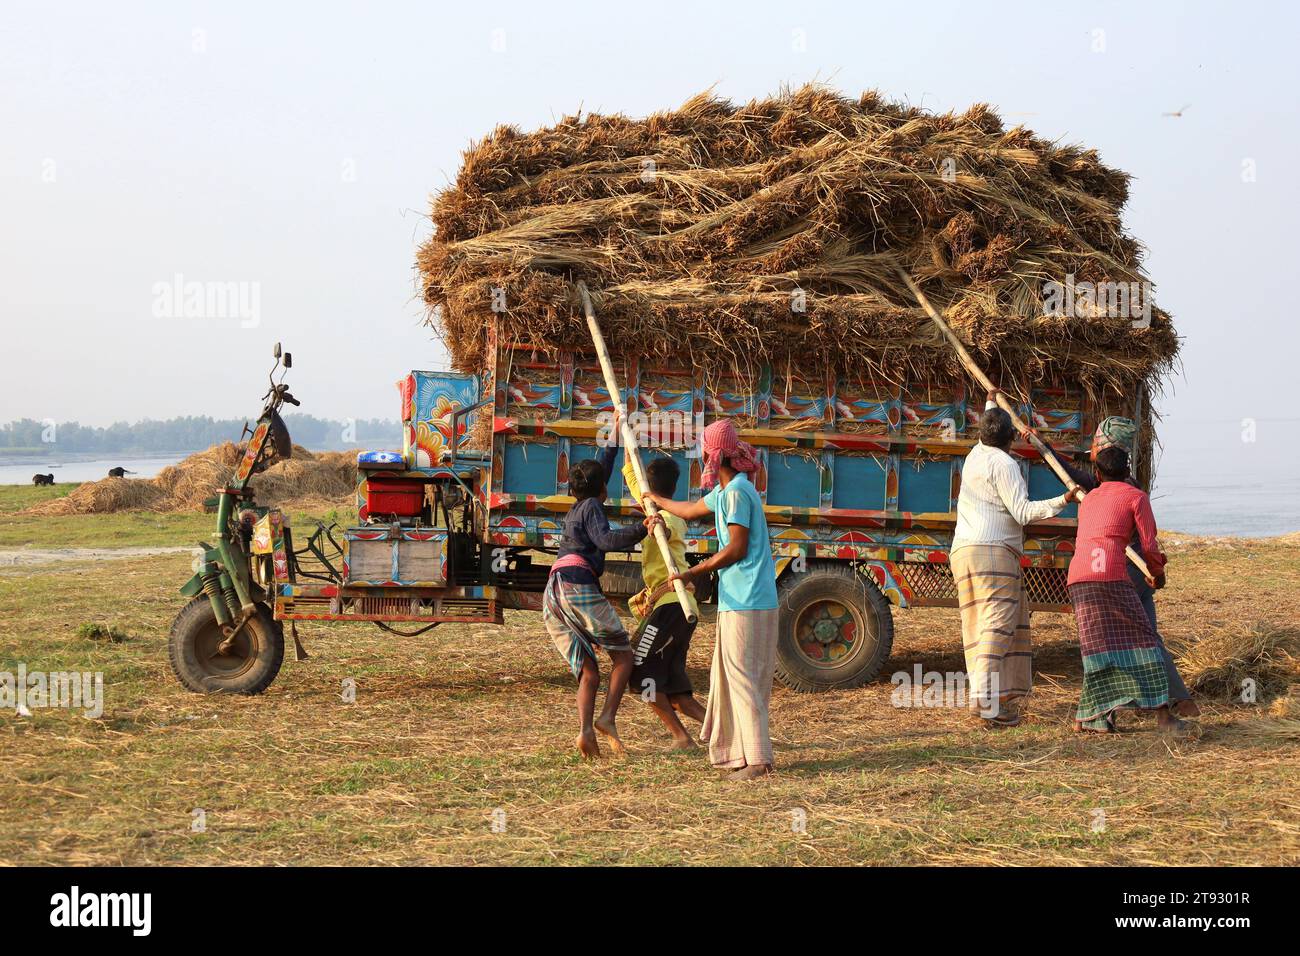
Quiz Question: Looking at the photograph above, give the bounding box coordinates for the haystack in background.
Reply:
[25,443,357,516]
[419,84,1179,477]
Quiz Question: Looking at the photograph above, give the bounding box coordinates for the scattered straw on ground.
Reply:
[2,519,1297,865]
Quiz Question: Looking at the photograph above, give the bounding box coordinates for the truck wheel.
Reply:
[168,597,284,695]
[774,561,894,693]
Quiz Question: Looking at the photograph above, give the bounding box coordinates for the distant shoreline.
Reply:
[0,449,203,466]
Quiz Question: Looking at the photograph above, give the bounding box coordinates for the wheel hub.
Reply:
[195,623,258,678]
[794,599,862,666]
[812,619,840,643]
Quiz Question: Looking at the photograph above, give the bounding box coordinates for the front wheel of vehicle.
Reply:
[168,597,284,695]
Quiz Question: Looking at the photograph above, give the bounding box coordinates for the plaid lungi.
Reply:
[1070,580,1170,723]
[541,574,631,679]
[951,544,1032,714]
[700,608,779,769]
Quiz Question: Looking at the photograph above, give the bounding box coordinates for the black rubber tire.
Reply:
[774,561,894,693]
[168,597,284,695]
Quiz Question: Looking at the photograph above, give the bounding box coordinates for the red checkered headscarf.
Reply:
[700,420,758,490]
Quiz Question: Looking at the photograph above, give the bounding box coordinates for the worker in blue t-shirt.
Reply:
[640,420,778,781]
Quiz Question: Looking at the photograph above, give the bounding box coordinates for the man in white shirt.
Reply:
[951,391,1072,728]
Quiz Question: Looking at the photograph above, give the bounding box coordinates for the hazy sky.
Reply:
[3,0,1297,440]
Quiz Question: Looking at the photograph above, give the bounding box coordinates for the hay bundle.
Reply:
[1167,624,1300,700]
[419,85,1178,416]
[25,443,358,515]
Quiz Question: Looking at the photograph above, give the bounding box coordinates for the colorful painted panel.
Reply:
[504,361,563,421]
[834,376,897,433]
[637,370,694,417]
[1030,386,1084,435]
[342,527,449,587]
[404,371,480,469]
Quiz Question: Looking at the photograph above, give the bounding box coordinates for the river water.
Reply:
[1,456,180,485]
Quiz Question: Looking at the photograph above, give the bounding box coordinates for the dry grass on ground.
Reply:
[1,518,1297,866]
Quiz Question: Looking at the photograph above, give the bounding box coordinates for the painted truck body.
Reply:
[277,327,1131,691]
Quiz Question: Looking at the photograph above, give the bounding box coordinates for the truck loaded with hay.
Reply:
[167,86,1177,696]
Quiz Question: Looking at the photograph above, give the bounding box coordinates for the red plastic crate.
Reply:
[361,478,426,519]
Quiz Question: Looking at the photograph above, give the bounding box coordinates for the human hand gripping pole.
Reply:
[576,281,699,624]
[895,268,1155,584]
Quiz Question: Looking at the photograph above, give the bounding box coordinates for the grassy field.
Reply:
[2,490,1298,865]
[0,485,355,549]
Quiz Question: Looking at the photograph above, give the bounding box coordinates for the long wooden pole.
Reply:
[576,282,698,623]
[896,269,1154,582]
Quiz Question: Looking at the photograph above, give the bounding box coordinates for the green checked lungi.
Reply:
[1070,580,1170,726]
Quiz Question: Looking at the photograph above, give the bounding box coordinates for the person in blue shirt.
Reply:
[640,420,779,781]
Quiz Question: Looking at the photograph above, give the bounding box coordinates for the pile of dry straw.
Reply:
[25,443,357,515]
[419,85,1178,423]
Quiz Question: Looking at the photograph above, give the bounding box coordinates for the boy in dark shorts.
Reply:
[629,457,705,749]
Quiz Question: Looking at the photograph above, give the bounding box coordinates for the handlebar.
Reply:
[261,383,298,411]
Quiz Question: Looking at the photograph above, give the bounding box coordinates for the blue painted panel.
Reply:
[569,443,624,499]
[1027,463,1077,518]
[504,441,558,496]
[767,454,822,509]
[831,455,887,510]
[898,459,952,514]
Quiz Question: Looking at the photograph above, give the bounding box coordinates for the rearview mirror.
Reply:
[283,352,292,369]
[273,342,282,359]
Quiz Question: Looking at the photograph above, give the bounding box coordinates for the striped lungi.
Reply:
[541,574,631,679]
[1070,580,1170,723]
[951,544,1032,714]
[700,608,779,769]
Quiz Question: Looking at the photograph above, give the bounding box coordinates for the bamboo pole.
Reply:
[576,282,698,623]
[895,269,1154,583]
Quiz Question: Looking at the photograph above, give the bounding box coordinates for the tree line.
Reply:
[0,415,403,455]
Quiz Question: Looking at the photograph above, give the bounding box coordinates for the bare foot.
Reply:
[1173,698,1201,718]
[593,716,627,755]
[727,763,773,782]
[1073,719,1116,734]
[1157,714,1192,738]
[576,730,601,760]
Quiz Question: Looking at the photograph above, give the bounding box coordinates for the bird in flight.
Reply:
[1162,103,1191,118]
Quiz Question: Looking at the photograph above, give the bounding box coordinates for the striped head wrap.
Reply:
[1092,416,1138,458]
[700,419,758,490]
